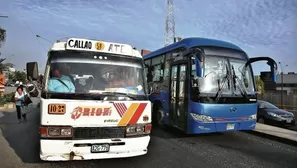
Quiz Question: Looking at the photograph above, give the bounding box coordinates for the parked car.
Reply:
[257,100,296,127]
[5,81,15,87]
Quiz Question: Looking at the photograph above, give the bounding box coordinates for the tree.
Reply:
[0,27,12,74]
[9,71,27,83]
[0,26,6,48]
[255,76,264,94]
[0,58,14,73]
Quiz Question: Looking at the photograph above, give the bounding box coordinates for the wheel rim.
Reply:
[157,109,164,125]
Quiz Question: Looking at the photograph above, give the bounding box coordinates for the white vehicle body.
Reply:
[39,38,151,161]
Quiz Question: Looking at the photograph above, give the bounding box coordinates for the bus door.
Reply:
[169,63,188,130]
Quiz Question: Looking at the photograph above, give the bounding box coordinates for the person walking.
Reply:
[14,86,26,123]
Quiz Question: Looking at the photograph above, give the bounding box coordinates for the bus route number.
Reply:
[48,104,66,114]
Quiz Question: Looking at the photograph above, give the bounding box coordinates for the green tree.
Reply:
[255,76,264,94]
[0,58,14,73]
[0,27,13,74]
[0,26,6,48]
[13,71,27,83]
[7,72,15,82]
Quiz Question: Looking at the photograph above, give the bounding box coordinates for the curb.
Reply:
[0,108,16,113]
[244,130,297,147]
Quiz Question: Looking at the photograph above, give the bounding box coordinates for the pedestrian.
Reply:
[14,86,26,123]
[19,84,27,95]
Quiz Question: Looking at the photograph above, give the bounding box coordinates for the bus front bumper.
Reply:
[40,136,150,161]
[188,120,257,134]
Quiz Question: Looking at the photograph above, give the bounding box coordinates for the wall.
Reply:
[258,93,297,116]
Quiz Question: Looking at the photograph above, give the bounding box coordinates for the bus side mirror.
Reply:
[26,62,39,81]
[182,48,205,77]
[266,61,278,82]
[194,57,203,77]
[244,57,278,83]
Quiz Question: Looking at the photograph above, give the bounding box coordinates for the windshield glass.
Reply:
[192,56,231,94]
[45,51,146,95]
[259,102,278,109]
[229,58,255,95]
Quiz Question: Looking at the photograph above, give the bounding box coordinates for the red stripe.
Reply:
[118,103,125,113]
[128,103,147,124]
[119,103,127,116]
[120,103,127,110]
[113,103,123,117]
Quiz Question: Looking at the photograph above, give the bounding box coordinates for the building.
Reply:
[275,72,297,95]
[258,72,297,95]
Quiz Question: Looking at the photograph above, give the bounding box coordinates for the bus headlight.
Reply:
[248,114,257,120]
[125,124,151,137]
[190,113,214,122]
[40,126,73,138]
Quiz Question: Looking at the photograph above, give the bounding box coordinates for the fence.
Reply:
[258,93,297,111]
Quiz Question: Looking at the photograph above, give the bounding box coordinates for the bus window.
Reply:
[151,55,165,82]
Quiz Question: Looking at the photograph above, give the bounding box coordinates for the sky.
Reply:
[0,0,296,75]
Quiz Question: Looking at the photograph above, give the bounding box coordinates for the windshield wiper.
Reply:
[214,64,231,101]
[231,65,248,98]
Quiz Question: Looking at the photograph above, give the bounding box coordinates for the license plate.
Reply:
[91,144,110,153]
[226,124,235,130]
[286,119,292,123]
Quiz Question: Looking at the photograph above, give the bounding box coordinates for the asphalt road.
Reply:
[1,100,297,168]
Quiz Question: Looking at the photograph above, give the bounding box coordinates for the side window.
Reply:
[144,59,151,82]
[151,55,165,82]
[164,52,171,80]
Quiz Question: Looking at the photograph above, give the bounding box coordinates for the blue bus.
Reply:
[142,37,277,134]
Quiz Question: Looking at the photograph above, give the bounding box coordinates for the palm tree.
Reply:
[255,76,264,94]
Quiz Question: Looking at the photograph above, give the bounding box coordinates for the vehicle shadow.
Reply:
[0,107,41,163]
[151,125,224,140]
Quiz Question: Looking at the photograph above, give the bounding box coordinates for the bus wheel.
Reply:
[257,117,265,124]
[155,106,165,127]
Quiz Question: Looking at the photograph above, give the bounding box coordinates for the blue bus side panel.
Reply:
[187,102,257,134]
[149,91,170,124]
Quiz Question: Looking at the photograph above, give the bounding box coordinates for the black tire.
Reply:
[152,104,165,128]
[257,117,265,124]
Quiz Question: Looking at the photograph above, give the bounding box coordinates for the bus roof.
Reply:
[49,38,142,58]
[143,37,244,59]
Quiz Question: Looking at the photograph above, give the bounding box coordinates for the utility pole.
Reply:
[278,62,288,109]
[165,0,175,46]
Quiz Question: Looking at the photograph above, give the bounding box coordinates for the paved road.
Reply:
[1,102,297,168]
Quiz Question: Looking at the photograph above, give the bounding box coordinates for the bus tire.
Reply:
[153,103,165,128]
[257,117,265,124]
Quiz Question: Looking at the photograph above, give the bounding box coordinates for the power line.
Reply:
[6,0,47,51]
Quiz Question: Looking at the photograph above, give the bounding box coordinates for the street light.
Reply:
[278,62,288,109]
[36,35,53,44]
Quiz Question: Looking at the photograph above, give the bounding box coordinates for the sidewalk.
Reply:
[253,123,297,144]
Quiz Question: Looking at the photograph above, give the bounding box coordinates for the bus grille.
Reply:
[73,127,126,140]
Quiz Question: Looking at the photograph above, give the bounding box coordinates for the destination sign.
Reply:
[65,38,138,56]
